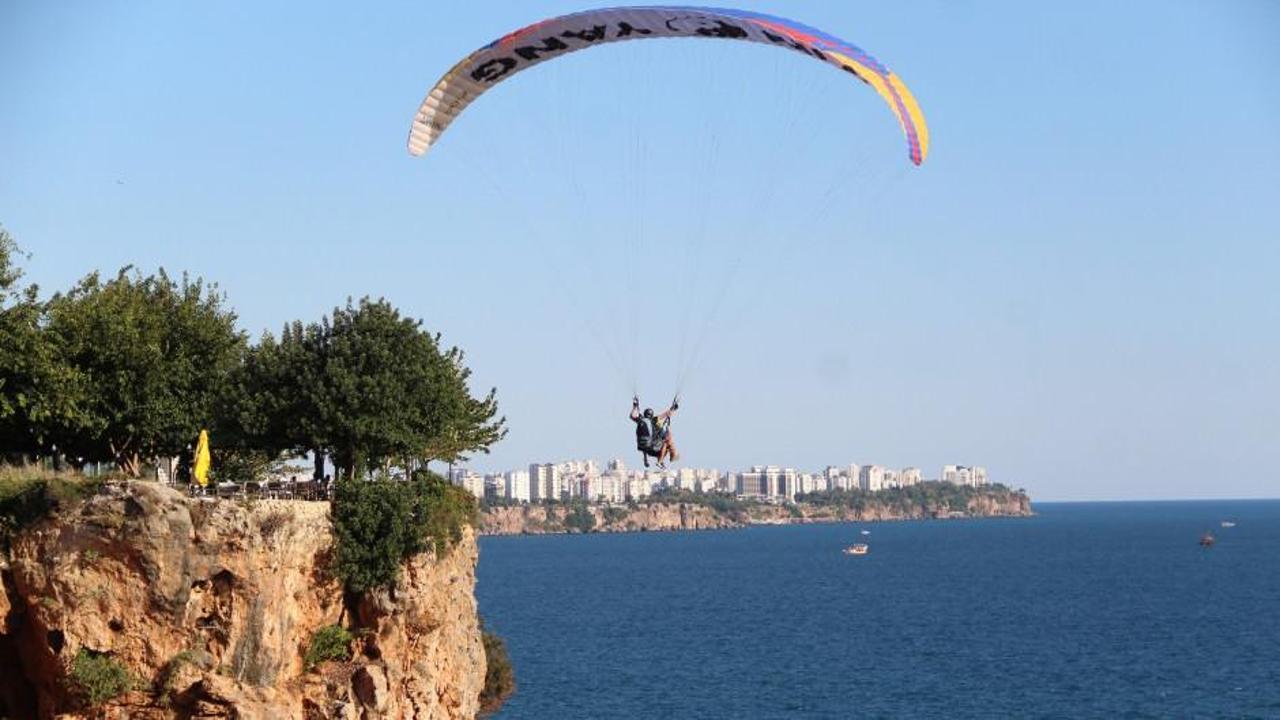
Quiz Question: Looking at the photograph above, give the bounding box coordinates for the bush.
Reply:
[303,625,353,670]
[479,625,515,715]
[413,470,478,557]
[0,467,104,550]
[331,471,477,594]
[642,487,755,518]
[563,501,595,533]
[601,506,629,525]
[69,649,132,706]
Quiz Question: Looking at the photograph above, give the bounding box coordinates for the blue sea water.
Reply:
[476,501,1280,718]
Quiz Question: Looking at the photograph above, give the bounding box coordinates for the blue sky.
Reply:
[3,1,1277,500]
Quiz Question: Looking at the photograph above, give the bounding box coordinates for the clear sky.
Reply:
[3,1,1277,501]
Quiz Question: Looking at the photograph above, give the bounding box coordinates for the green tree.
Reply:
[43,268,245,475]
[0,227,88,456]
[227,298,505,480]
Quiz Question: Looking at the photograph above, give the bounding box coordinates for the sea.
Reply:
[476,501,1280,719]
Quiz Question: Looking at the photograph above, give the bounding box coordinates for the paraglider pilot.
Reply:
[631,396,679,469]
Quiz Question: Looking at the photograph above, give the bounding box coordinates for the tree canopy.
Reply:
[0,227,88,456]
[42,268,245,475]
[0,226,506,479]
[224,298,505,481]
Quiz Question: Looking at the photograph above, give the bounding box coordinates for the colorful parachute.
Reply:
[407,6,929,165]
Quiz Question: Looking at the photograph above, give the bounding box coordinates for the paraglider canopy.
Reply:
[407,6,929,166]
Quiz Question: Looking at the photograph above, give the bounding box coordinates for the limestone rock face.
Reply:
[0,482,484,720]
[481,502,740,535]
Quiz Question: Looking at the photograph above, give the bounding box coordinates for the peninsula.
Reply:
[480,483,1032,536]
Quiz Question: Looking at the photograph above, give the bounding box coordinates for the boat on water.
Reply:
[1220,521,1236,528]
[1199,532,1215,548]
[843,543,870,556]
[860,530,871,536]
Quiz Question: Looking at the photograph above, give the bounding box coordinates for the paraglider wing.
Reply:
[407,6,929,165]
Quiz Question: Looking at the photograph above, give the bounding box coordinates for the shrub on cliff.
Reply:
[479,623,515,716]
[69,649,132,707]
[304,625,353,670]
[601,505,629,525]
[331,471,477,594]
[563,501,595,533]
[0,467,103,550]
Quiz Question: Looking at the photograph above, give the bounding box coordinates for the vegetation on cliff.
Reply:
[563,500,596,533]
[332,471,478,594]
[796,481,1028,515]
[641,487,757,519]
[0,466,104,550]
[68,648,133,707]
[303,625,354,670]
[479,622,516,716]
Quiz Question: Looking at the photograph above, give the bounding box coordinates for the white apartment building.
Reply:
[452,470,485,499]
[900,467,922,487]
[504,470,531,502]
[528,463,562,501]
[598,472,626,503]
[624,476,652,500]
[941,465,989,487]
[859,465,886,492]
[737,466,798,499]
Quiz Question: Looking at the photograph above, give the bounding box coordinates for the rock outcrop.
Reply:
[0,481,484,719]
[480,502,738,535]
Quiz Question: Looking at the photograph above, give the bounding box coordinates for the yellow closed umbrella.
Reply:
[193,429,211,487]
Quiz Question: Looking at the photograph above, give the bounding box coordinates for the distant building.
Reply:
[624,475,652,500]
[528,463,561,501]
[798,473,825,495]
[597,472,625,503]
[900,467,922,487]
[452,470,485,498]
[737,466,798,499]
[941,465,988,487]
[484,475,505,501]
[504,470,531,502]
[859,465,885,492]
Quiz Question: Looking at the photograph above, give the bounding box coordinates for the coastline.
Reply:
[480,487,1034,536]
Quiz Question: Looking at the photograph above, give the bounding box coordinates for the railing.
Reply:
[182,478,335,501]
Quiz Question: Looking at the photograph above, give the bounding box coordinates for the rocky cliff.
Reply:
[0,482,484,719]
[747,491,1033,524]
[480,503,736,535]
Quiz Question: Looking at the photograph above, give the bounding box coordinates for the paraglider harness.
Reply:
[633,396,677,456]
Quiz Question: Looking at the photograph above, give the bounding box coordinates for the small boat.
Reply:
[1199,532,1215,548]
[860,530,871,536]
[1220,521,1236,528]
[842,543,870,556]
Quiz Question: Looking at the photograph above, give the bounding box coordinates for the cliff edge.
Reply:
[0,481,484,719]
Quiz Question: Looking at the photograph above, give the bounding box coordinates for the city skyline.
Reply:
[448,457,992,505]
